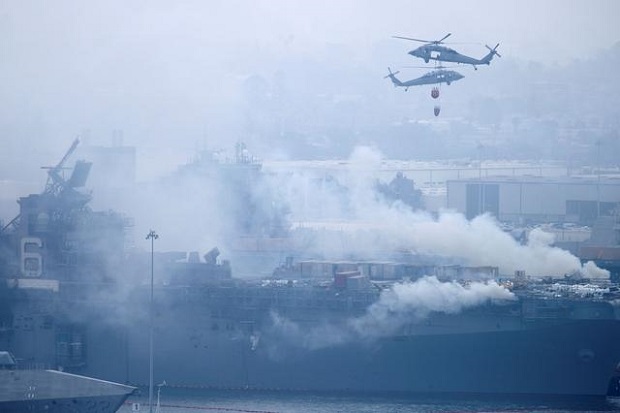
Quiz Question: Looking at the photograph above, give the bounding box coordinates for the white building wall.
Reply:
[446,181,467,212]
[520,183,565,215]
[447,177,620,223]
[498,182,523,216]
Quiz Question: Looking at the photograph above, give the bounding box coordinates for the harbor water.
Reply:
[117,387,620,413]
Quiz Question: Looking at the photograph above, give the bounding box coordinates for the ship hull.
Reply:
[81,315,620,399]
[244,321,620,396]
[7,285,620,400]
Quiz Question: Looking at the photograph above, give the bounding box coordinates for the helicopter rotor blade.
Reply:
[392,35,431,43]
[437,33,452,43]
[402,65,457,69]
[393,33,452,44]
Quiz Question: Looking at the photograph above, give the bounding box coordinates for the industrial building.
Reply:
[446,175,620,225]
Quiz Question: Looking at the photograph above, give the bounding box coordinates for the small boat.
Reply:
[0,351,135,413]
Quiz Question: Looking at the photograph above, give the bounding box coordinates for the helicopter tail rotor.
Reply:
[383,67,400,79]
[384,68,403,87]
[485,43,501,58]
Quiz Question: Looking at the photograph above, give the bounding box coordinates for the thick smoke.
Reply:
[263,146,609,279]
[267,275,516,351]
[268,311,352,352]
[81,142,608,281]
[350,276,515,338]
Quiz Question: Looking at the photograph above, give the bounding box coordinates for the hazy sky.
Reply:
[3,1,618,61]
[1,0,619,181]
[1,0,617,270]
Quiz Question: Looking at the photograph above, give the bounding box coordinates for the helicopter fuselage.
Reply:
[386,69,464,89]
[409,45,493,66]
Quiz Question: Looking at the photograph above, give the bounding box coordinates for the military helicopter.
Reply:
[393,33,501,70]
[384,67,464,91]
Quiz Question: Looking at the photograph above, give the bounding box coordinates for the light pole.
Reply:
[477,143,484,216]
[146,230,158,413]
[596,139,601,218]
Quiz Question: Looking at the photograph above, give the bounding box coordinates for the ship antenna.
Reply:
[42,137,80,196]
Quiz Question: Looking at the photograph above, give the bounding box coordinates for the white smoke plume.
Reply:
[268,146,610,279]
[268,311,352,351]
[268,275,516,351]
[350,276,516,339]
[582,260,610,279]
[82,142,608,281]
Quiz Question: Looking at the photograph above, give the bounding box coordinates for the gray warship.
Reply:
[2,140,620,402]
